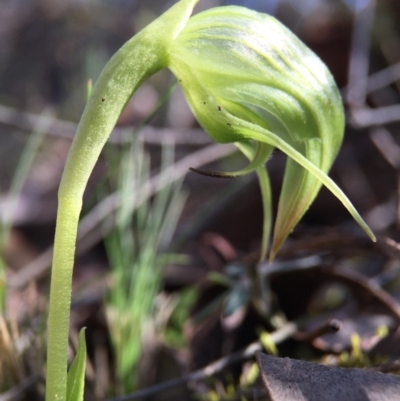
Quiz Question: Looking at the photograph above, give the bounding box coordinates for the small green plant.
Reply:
[104,138,186,393]
[45,1,376,400]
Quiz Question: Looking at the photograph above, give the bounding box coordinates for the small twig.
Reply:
[369,127,400,227]
[350,105,400,128]
[328,267,400,321]
[294,319,342,343]
[377,237,400,260]
[258,254,323,275]
[342,61,400,99]
[369,127,400,169]
[106,321,298,401]
[0,103,210,146]
[346,0,376,108]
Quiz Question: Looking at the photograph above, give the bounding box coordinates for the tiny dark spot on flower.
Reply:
[218,105,222,111]
[227,122,231,126]
[101,97,106,102]
[179,79,182,82]
[203,101,206,105]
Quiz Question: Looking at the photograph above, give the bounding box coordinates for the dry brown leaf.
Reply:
[256,352,400,401]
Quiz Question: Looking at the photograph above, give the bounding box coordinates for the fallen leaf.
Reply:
[256,352,400,401]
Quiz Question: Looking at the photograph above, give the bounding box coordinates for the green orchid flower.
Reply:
[45,1,375,400]
[168,6,375,259]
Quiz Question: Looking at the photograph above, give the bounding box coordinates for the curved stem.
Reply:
[45,1,198,400]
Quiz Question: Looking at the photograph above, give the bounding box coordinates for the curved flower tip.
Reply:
[168,5,375,260]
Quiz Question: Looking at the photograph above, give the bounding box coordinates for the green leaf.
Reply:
[66,328,87,401]
[236,141,272,261]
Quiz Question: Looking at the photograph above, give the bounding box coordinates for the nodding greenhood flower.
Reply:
[167,5,375,259]
[66,0,375,263]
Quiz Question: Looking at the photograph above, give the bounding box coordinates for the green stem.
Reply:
[47,198,81,401]
[45,1,198,400]
[256,166,272,261]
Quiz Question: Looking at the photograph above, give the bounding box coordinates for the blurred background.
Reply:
[1,0,400,400]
